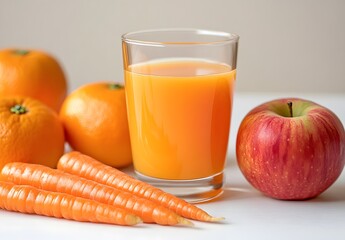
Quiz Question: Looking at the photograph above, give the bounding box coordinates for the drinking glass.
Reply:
[122,29,239,203]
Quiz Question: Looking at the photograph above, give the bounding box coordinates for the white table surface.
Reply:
[1,92,344,240]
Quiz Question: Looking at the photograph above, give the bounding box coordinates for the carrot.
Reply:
[0,181,141,226]
[57,151,223,222]
[0,162,192,226]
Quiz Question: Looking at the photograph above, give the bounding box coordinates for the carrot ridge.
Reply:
[0,162,191,226]
[58,151,222,222]
[0,181,141,226]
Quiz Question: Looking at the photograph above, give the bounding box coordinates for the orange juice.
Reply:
[125,59,236,180]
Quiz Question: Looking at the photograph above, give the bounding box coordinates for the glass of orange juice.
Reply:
[122,29,239,203]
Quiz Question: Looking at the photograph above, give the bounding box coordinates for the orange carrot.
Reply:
[58,151,223,222]
[0,162,191,226]
[0,181,141,226]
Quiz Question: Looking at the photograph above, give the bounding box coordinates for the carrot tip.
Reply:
[208,216,225,222]
[127,216,143,225]
[178,217,194,227]
[134,218,144,225]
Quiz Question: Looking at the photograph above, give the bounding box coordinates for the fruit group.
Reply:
[59,82,132,168]
[0,96,65,169]
[236,98,345,200]
[0,48,67,112]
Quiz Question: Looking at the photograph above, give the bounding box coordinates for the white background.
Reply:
[1,0,344,93]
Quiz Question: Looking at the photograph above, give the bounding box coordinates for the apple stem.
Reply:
[287,101,293,117]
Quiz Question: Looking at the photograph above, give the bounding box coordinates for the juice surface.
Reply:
[125,59,236,180]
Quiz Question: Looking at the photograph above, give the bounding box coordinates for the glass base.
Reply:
[134,171,224,203]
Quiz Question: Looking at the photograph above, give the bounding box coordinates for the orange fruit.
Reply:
[0,96,65,170]
[0,48,68,112]
[59,82,132,168]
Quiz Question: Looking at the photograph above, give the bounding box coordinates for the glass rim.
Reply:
[121,28,239,46]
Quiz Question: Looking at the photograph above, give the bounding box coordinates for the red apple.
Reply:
[236,98,345,200]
